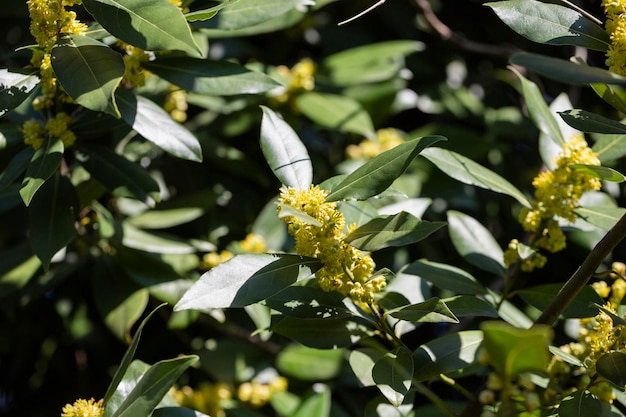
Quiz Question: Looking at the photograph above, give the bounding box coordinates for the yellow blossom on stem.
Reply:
[22,119,45,150]
[273,58,316,104]
[603,0,626,74]
[60,398,103,417]
[346,128,405,160]
[119,42,151,87]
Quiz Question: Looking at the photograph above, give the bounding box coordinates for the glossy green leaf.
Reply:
[570,164,626,182]
[191,0,307,30]
[481,321,553,377]
[127,207,205,229]
[593,134,626,163]
[121,223,206,254]
[511,66,565,145]
[511,52,626,86]
[413,331,483,382]
[291,384,331,417]
[28,174,77,268]
[20,138,64,206]
[197,7,306,38]
[82,0,201,57]
[272,316,371,348]
[0,69,38,117]
[421,147,531,207]
[345,211,446,251]
[52,34,124,117]
[487,0,609,51]
[372,347,413,407]
[184,0,238,22]
[402,259,487,295]
[559,109,626,134]
[175,254,320,310]
[558,390,610,417]
[116,90,202,162]
[0,147,33,192]
[152,407,211,417]
[277,344,344,380]
[277,204,322,227]
[145,58,279,95]
[596,352,626,388]
[389,297,458,323]
[110,355,198,417]
[575,205,626,230]
[517,283,603,318]
[296,92,375,138]
[549,345,584,367]
[79,145,160,204]
[349,348,383,387]
[447,210,506,276]
[265,286,354,319]
[325,136,445,202]
[260,106,312,190]
[443,295,499,318]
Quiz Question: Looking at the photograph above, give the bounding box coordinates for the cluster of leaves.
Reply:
[5,0,626,416]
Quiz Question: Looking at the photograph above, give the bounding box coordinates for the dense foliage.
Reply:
[5,0,626,416]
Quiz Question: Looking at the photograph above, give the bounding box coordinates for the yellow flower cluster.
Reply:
[171,382,234,417]
[278,185,383,303]
[274,58,315,104]
[201,233,268,269]
[603,0,626,75]
[22,112,76,150]
[60,398,103,417]
[237,376,288,407]
[504,135,601,271]
[345,128,404,160]
[164,88,189,122]
[118,42,151,88]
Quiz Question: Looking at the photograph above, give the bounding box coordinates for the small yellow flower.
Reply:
[61,398,103,417]
[346,128,404,160]
[603,0,626,74]
[273,58,316,104]
[22,119,45,150]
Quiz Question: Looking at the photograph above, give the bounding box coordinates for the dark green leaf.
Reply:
[0,147,33,192]
[344,211,446,251]
[593,134,626,163]
[570,164,625,182]
[413,331,483,382]
[272,316,372,348]
[260,106,312,190]
[291,384,331,417]
[28,174,77,268]
[296,92,375,138]
[191,0,307,30]
[597,352,626,388]
[20,138,63,206]
[152,407,211,417]
[372,347,413,407]
[116,246,183,287]
[0,69,38,117]
[52,34,124,117]
[175,254,321,310]
[447,210,506,276]
[487,0,609,51]
[0,242,40,300]
[402,259,487,295]
[325,136,445,202]
[559,109,626,134]
[389,297,458,323]
[443,295,499,318]
[592,303,626,326]
[116,90,202,162]
[82,0,201,57]
[78,145,160,204]
[145,58,279,95]
[558,390,611,417]
[421,147,532,207]
[184,0,238,22]
[517,283,603,318]
[265,286,354,319]
[277,344,344,381]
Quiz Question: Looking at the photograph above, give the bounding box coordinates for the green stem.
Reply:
[559,0,603,26]
[535,213,626,326]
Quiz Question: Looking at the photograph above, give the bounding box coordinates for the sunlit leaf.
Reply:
[191,0,308,30]
[20,138,63,206]
[0,69,38,117]
[593,133,626,163]
[290,384,331,417]
[388,297,458,323]
[277,204,322,227]
[413,331,483,382]
[349,348,383,387]
[277,345,344,381]
[265,286,354,319]
[121,223,205,254]
[184,0,239,22]
[372,347,413,407]
[569,164,625,182]
[575,205,626,230]
[592,83,626,114]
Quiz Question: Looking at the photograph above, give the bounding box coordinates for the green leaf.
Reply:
[191,0,308,30]
[277,344,344,381]
[421,147,531,207]
[121,223,206,254]
[291,384,331,417]
[116,90,202,162]
[110,355,198,417]
[559,109,626,134]
[401,259,488,295]
[511,66,565,145]
[20,138,64,206]
[447,210,506,276]
[260,106,312,190]
[325,136,445,202]
[184,0,238,22]
[389,297,459,324]
[575,205,626,230]
[413,330,483,382]
[549,345,584,367]
[0,242,40,300]
[593,134,626,163]
[570,164,626,182]
[372,347,414,407]
[82,0,201,57]
[597,352,626,388]
[152,407,211,417]
[278,204,322,227]
[174,254,321,310]
[0,147,33,192]
[144,58,279,95]
[52,34,124,117]
[480,321,553,377]
[516,283,603,318]
[592,83,626,114]
[127,207,205,229]
[511,52,626,86]
[296,92,375,138]
[28,174,77,268]
[272,316,371,348]
[443,295,499,318]
[486,0,609,51]
[78,145,160,204]
[265,285,355,319]
[349,348,383,387]
[344,211,446,251]
[0,69,38,117]
[558,390,611,417]
[196,7,306,38]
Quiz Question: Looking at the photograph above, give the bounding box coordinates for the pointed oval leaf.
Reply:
[443,295,499,318]
[569,164,626,182]
[296,92,375,138]
[487,0,609,51]
[52,34,124,117]
[265,286,354,319]
[82,0,201,57]
[116,90,202,162]
[517,283,602,319]
[0,69,39,117]
[421,147,531,207]
[175,254,321,310]
[349,348,383,387]
[145,58,279,95]
[372,347,414,407]
[192,0,307,30]
[389,297,458,324]
[575,205,626,230]
[401,259,487,295]
[20,138,64,206]
[559,109,626,134]
[558,390,609,417]
[447,210,506,276]
[325,136,446,202]
[596,351,626,388]
[260,106,312,190]
[593,134,626,163]
[121,223,204,254]
[345,211,446,251]
[278,204,322,227]
[277,344,344,381]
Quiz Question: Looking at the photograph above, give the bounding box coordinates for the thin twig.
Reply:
[338,0,386,26]
[559,0,603,26]
[535,213,626,326]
